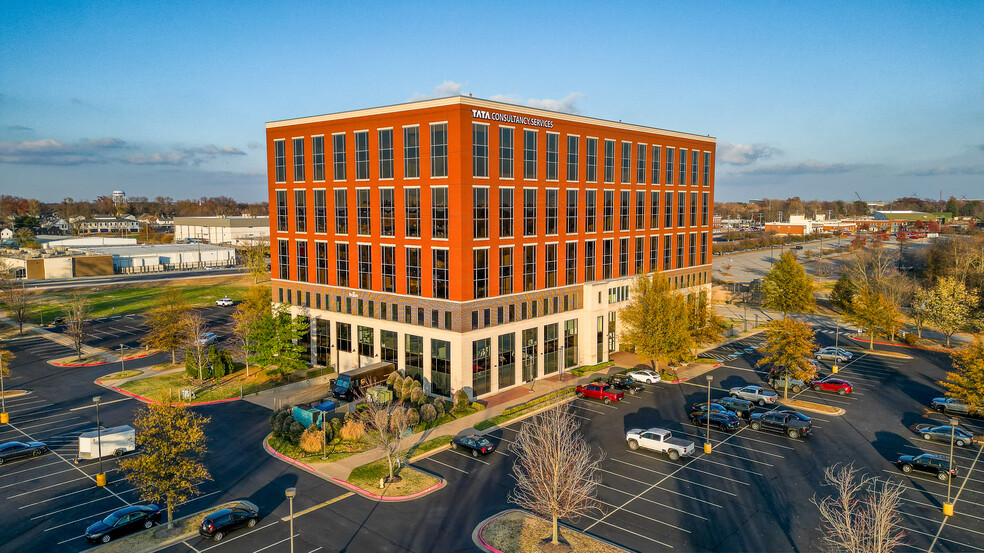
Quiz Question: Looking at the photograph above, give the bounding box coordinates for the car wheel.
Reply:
[937,471,949,481]
[751,421,761,430]
[0,458,4,465]
[813,385,822,391]
[114,448,125,457]
[143,520,153,529]
[837,389,846,396]
[33,449,43,457]
[956,439,966,447]
[730,393,738,398]
[472,449,479,458]
[668,450,680,461]
[627,439,639,450]
[248,518,257,528]
[900,464,912,473]
[576,391,584,398]
[923,433,933,441]
[787,429,800,439]
[935,405,945,413]
[792,385,801,393]
[213,531,224,542]
[647,379,654,384]
[101,535,111,544]
[757,399,765,407]
[603,397,611,405]
[450,442,457,450]
[629,389,637,395]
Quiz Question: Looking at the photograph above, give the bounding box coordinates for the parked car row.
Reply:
[83,500,260,544]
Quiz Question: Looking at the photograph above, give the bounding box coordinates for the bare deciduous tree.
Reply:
[64,291,91,360]
[2,285,33,335]
[359,398,412,482]
[184,311,209,380]
[508,405,604,547]
[811,463,906,553]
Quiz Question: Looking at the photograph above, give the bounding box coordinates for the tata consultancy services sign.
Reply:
[471,109,554,129]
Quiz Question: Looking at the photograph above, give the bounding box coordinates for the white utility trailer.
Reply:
[75,425,136,463]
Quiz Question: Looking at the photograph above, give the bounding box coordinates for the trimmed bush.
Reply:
[286,421,305,445]
[386,371,400,387]
[452,390,471,414]
[270,408,290,438]
[401,376,415,397]
[419,403,437,424]
[330,416,343,439]
[433,399,446,418]
[903,332,918,346]
[339,419,365,441]
[299,424,325,453]
[406,407,420,427]
[408,386,423,404]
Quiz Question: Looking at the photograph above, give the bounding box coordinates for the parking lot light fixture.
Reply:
[832,322,840,374]
[944,417,958,516]
[704,375,713,454]
[285,487,297,553]
[1,356,8,424]
[93,395,106,486]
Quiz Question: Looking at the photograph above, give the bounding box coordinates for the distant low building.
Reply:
[173,215,269,246]
[77,215,141,235]
[36,235,138,250]
[67,243,237,272]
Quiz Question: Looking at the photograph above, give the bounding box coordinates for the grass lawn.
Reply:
[347,458,441,497]
[407,434,454,459]
[474,388,576,431]
[267,435,367,464]
[28,275,256,323]
[100,370,142,380]
[118,368,288,403]
[51,354,107,365]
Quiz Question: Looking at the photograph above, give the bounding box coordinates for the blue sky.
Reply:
[1,1,982,203]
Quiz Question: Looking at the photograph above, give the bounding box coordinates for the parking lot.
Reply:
[46,305,237,351]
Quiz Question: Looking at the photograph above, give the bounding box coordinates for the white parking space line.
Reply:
[570,404,606,415]
[3,399,49,411]
[900,509,984,538]
[20,485,137,509]
[575,514,675,548]
[447,450,490,465]
[899,441,981,463]
[33,494,121,520]
[622,451,753,485]
[595,498,691,532]
[903,524,981,552]
[419,457,468,474]
[598,468,723,507]
[575,399,619,410]
[252,535,299,553]
[694,453,766,474]
[70,397,132,411]
[55,533,85,545]
[672,429,790,456]
[882,469,984,497]
[596,482,708,520]
[196,521,281,552]
[7,473,101,497]
[0,457,63,479]
[16,416,87,432]
[43,505,122,532]
[9,410,79,424]
[609,458,742,493]
[682,423,797,450]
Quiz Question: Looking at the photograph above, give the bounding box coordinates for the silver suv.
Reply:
[815,347,853,362]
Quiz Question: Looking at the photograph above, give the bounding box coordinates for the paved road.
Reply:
[24,267,244,290]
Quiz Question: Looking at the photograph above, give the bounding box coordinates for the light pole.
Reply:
[943,418,958,516]
[285,487,296,553]
[1,356,8,424]
[93,396,106,486]
[119,344,125,375]
[832,321,840,374]
[704,375,713,454]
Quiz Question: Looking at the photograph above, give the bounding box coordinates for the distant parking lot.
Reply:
[47,305,237,351]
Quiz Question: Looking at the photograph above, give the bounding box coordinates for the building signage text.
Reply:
[471,109,554,129]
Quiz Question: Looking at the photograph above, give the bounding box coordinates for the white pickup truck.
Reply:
[626,428,695,461]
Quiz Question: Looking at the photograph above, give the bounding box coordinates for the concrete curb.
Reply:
[329,470,446,502]
[52,360,110,367]
[472,509,634,553]
[0,390,29,399]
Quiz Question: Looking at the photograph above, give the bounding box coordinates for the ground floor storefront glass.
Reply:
[381,330,398,366]
[544,323,558,375]
[522,328,538,382]
[498,333,515,389]
[431,339,451,397]
[316,319,331,366]
[472,338,491,396]
[564,319,578,369]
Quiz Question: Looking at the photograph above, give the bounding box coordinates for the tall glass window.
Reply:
[380,188,395,237]
[620,141,631,184]
[334,189,348,234]
[635,190,645,230]
[619,237,629,276]
[358,326,374,359]
[432,187,448,238]
[335,243,349,287]
[649,235,658,272]
[523,189,537,236]
[665,147,674,185]
[678,191,686,228]
[703,151,711,187]
[381,330,398,366]
[585,190,596,232]
[316,319,330,365]
[523,130,537,179]
[276,190,288,232]
[523,245,536,291]
[604,139,616,183]
[565,242,577,284]
[701,232,709,265]
[381,245,396,292]
[635,236,644,274]
[474,248,488,299]
[679,148,687,186]
[566,135,579,181]
[274,139,286,183]
[405,188,420,238]
[564,319,578,370]
[378,129,393,179]
[586,138,598,182]
[314,190,327,233]
[336,322,351,353]
[433,249,449,299]
[474,187,489,239]
[405,335,423,382]
[566,190,578,234]
[293,137,305,182]
[498,333,515,389]
[431,339,451,397]
[651,145,661,185]
[332,134,346,181]
[663,235,672,270]
[522,328,538,382]
[277,239,289,280]
[650,190,659,230]
[406,247,421,295]
[544,323,559,375]
[294,190,307,232]
[619,190,630,230]
[546,133,559,180]
[473,123,489,178]
[637,143,647,184]
[585,240,596,281]
[472,338,491,396]
[702,192,709,226]
[691,150,700,187]
[545,189,558,235]
[602,239,613,279]
[354,131,369,180]
[677,234,685,269]
[690,232,697,267]
[358,244,371,289]
[312,136,325,182]
[430,123,448,178]
[500,127,514,179]
[691,192,698,227]
[356,189,371,235]
[296,240,308,282]
[500,246,513,294]
[545,244,557,288]
[316,242,329,284]
[603,190,614,232]
[499,188,514,237]
[664,191,673,228]
[404,126,419,179]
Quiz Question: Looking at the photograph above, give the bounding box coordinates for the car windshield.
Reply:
[102,512,124,525]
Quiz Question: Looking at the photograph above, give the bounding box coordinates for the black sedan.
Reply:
[199,500,260,542]
[897,453,956,481]
[690,411,741,432]
[85,504,162,543]
[450,435,496,457]
[0,441,47,465]
[914,424,976,447]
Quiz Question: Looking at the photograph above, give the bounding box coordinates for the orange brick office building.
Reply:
[266,96,715,399]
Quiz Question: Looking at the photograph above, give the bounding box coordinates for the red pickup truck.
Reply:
[575,383,625,405]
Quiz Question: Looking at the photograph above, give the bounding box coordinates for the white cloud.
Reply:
[739,160,863,176]
[489,92,585,114]
[247,141,263,149]
[123,152,187,165]
[178,144,246,157]
[0,137,126,164]
[718,142,783,165]
[907,165,984,176]
[410,80,466,101]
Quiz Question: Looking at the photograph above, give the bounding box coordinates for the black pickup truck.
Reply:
[749,411,812,439]
[607,375,644,395]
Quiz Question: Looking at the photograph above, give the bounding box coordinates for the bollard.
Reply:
[943,503,954,517]
[0,412,8,424]
[832,365,838,374]
[96,473,107,487]
[703,443,711,454]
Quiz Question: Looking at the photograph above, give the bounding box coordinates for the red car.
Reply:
[575,383,625,405]
[811,377,853,395]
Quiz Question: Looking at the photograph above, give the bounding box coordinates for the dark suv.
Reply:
[716,397,753,418]
[897,453,956,481]
[199,500,260,542]
[749,411,812,438]
[606,375,644,395]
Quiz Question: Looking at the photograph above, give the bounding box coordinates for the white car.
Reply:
[215,297,233,307]
[196,332,218,346]
[626,369,662,384]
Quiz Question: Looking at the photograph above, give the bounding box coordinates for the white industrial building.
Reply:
[173,215,269,246]
[67,243,236,272]
[37,236,137,249]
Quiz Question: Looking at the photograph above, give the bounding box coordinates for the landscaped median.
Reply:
[82,501,239,553]
[474,387,577,431]
[475,509,628,553]
[333,435,453,501]
[51,354,109,367]
[780,398,845,416]
[108,366,327,404]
